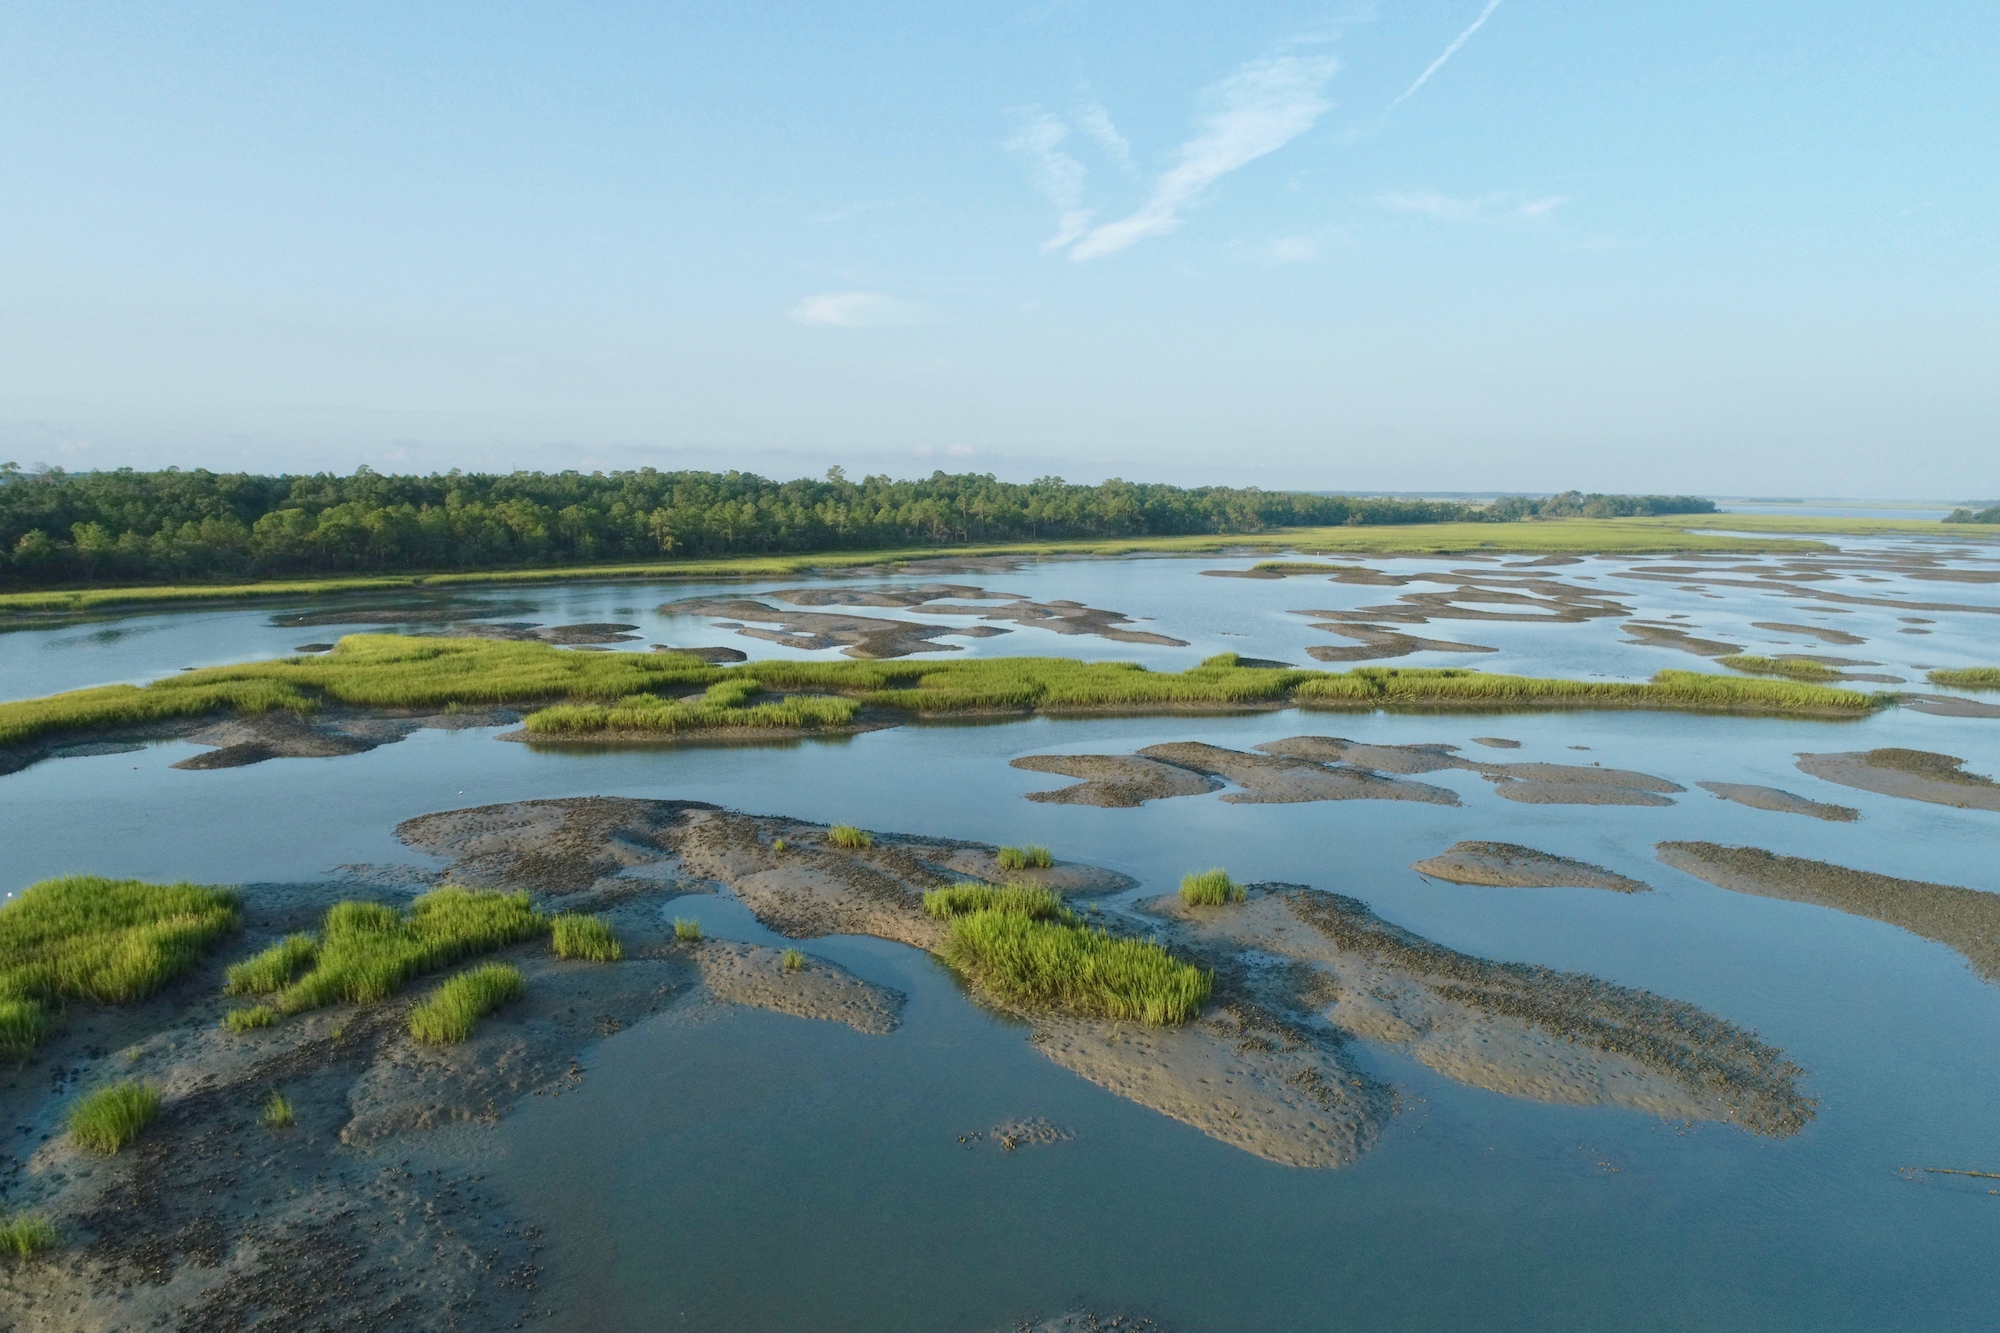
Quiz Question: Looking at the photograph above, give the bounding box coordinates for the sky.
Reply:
[1,1,1995,496]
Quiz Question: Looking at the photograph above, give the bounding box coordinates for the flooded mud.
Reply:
[1696,782,1859,821]
[1795,749,2000,812]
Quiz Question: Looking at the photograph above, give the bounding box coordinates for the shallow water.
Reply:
[5,537,2000,1330]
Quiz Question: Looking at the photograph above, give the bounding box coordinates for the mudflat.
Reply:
[1412,841,1651,893]
[1795,749,2000,812]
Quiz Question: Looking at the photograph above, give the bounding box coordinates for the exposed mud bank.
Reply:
[1657,841,2000,983]
[1898,693,2000,719]
[1412,842,1651,893]
[1697,782,1858,822]
[1011,754,1224,807]
[772,583,1190,647]
[1796,749,2000,812]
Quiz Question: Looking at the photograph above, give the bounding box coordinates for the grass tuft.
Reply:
[0,876,239,1057]
[262,1090,294,1128]
[941,910,1211,1026]
[1929,666,2000,691]
[673,918,702,942]
[223,1005,277,1032]
[923,884,1075,923]
[550,914,622,962]
[68,1081,161,1154]
[827,824,873,850]
[408,963,524,1044]
[782,948,806,973]
[996,845,1054,870]
[1180,869,1246,907]
[225,933,318,995]
[0,1213,58,1259]
[266,888,544,1017]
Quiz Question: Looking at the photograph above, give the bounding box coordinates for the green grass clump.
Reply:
[408,964,524,1044]
[996,845,1054,870]
[673,917,702,942]
[68,1081,161,1154]
[941,910,1211,1026]
[222,1005,277,1032]
[0,1213,58,1258]
[262,1090,294,1128]
[923,884,1075,923]
[827,825,873,850]
[1929,667,2000,691]
[225,933,318,994]
[1717,655,1844,682]
[0,876,240,1056]
[550,914,622,962]
[252,887,543,1018]
[782,948,806,973]
[1180,869,1245,907]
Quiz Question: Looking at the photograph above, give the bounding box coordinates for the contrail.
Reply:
[1389,0,1505,109]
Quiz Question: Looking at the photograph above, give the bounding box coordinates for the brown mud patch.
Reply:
[773,583,1189,647]
[1657,842,2000,983]
[162,706,521,771]
[1753,621,1867,646]
[1621,623,1743,657]
[1257,736,1464,773]
[1412,842,1650,893]
[1477,762,1684,807]
[1139,741,1461,804]
[1300,623,1497,662]
[1697,782,1858,821]
[1153,888,1809,1135]
[658,596,1005,657]
[1472,736,1523,748]
[651,643,748,663]
[1011,754,1223,807]
[1795,749,2000,812]
[1899,693,2000,719]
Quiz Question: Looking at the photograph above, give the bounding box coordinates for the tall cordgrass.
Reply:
[1180,869,1245,906]
[922,884,1074,922]
[827,825,873,850]
[941,909,1212,1025]
[996,845,1054,870]
[550,914,622,962]
[226,887,543,1017]
[68,1081,161,1154]
[0,876,240,1056]
[1717,655,1845,682]
[407,963,524,1044]
[1929,667,2000,690]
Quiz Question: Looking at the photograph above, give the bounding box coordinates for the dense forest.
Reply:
[1945,505,2000,523]
[0,463,1714,587]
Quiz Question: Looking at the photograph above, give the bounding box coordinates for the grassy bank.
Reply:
[1,517,1873,616]
[940,908,1212,1025]
[0,638,1895,755]
[0,876,241,1055]
[1928,667,2000,691]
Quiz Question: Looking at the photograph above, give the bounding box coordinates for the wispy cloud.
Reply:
[1006,108,1094,253]
[1064,52,1338,262]
[1377,189,1564,221]
[1390,0,1505,110]
[1074,100,1135,176]
[788,291,933,328]
[1266,236,1320,263]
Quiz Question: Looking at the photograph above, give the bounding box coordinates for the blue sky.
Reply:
[2,2,1994,494]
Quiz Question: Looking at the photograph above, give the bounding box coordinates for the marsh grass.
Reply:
[227,887,543,1018]
[923,884,1075,923]
[781,948,806,973]
[1929,667,2000,690]
[0,876,240,1056]
[673,918,702,942]
[550,914,622,962]
[941,910,1211,1026]
[68,1082,161,1154]
[0,1213,58,1259]
[1717,655,1845,682]
[408,964,524,1044]
[827,825,873,850]
[996,845,1054,870]
[1,637,1892,755]
[262,1090,294,1128]
[222,1005,277,1032]
[1180,869,1245,907]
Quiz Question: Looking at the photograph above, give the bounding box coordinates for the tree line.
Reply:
[0,463,1714,587]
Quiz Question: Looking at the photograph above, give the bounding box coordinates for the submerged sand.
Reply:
[1412,842,1651,893]
[1657,841,2000,984]
[1697,782,1858,822]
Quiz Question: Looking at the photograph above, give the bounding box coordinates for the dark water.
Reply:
[4,544,2000,1330]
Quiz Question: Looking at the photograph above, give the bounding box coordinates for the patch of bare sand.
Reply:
[692,940,901,1033]
[1139,741,1460,805]
[1010,753,1223,807]
[1155,890,1808,1134]
[1412,842,1650,893]
[1697,782,1858,822]
[1254,735,1463,773]
[1475,761,1684,807]
[1795,749,2000,812]
[1899,694,2000,719]
[1657,841,2000,983]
